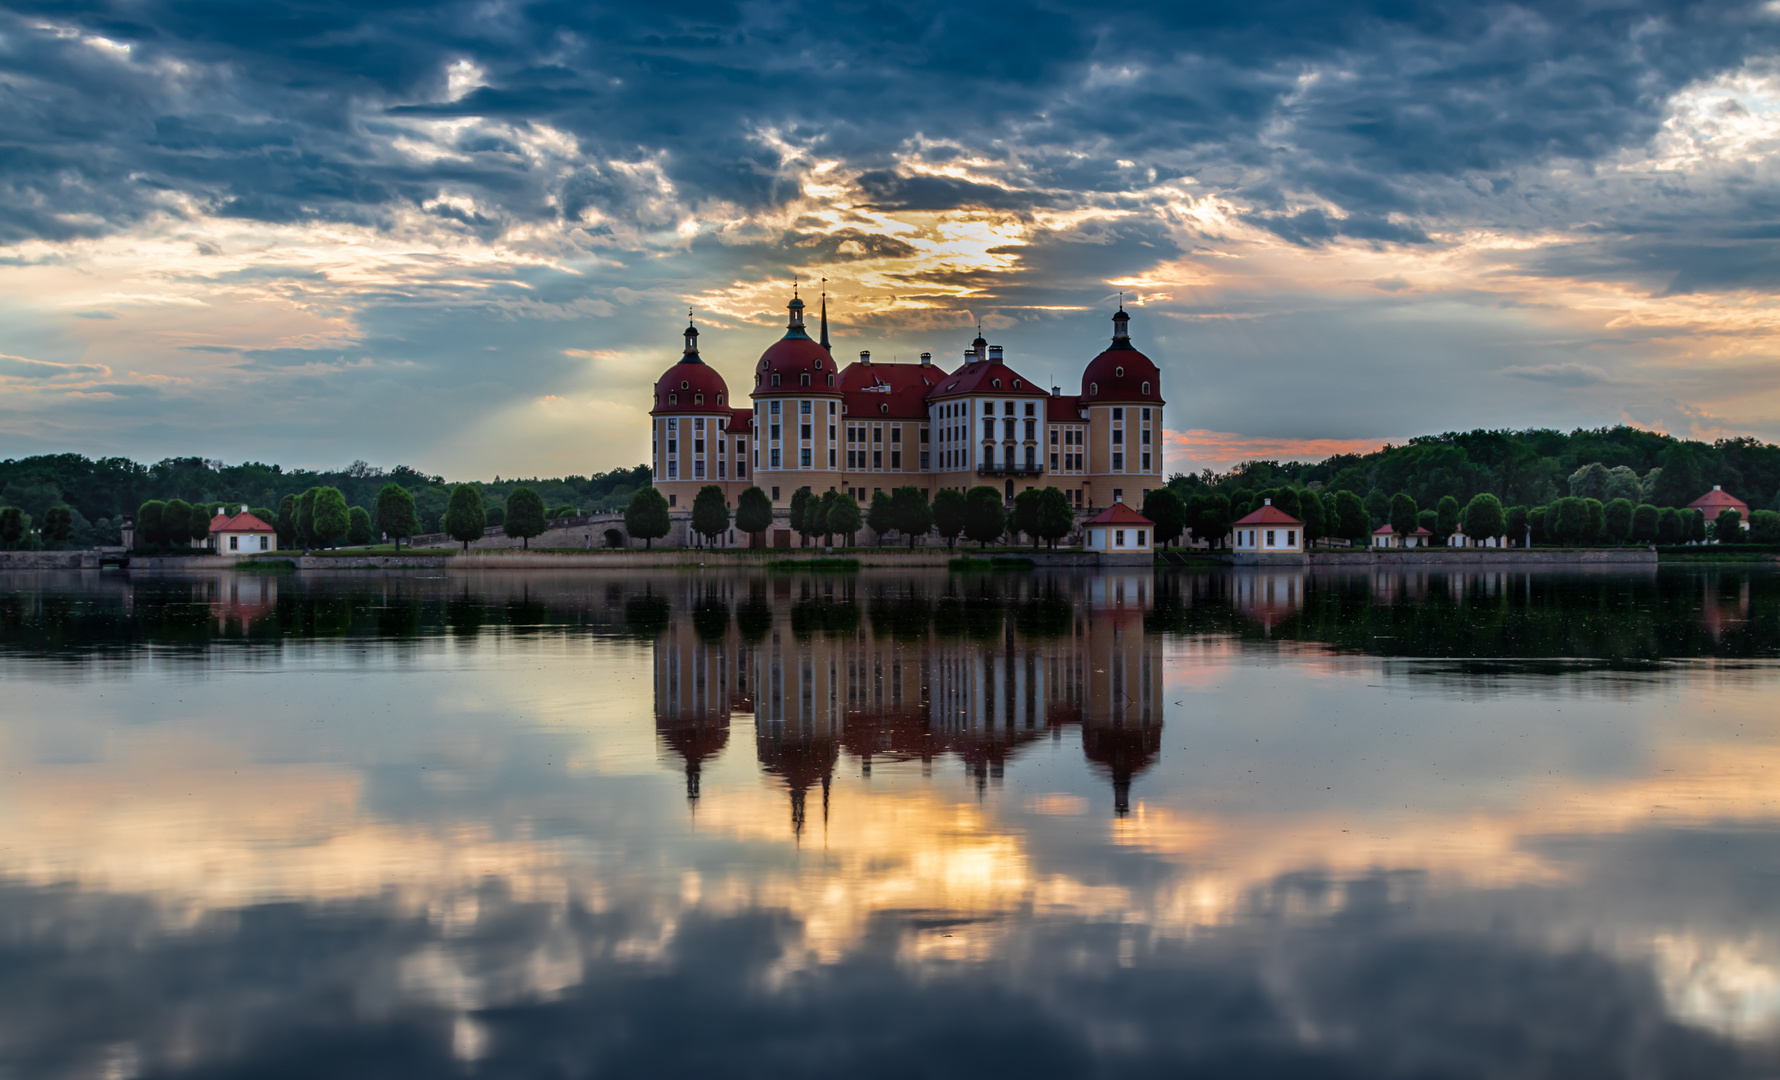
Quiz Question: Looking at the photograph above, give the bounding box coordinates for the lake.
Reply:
[1,564,1778,1078]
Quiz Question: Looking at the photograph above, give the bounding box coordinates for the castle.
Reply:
[650,292,1166,531]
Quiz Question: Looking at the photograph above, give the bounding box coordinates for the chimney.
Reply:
[240,504,248,515]
[1264,498,1272,505]
[1714,484,1722,491]
[920,351,931,366]
[1052,385,1060,395]
[964,349,976,364]
[859,350,871,365]
[988,345,1004,364]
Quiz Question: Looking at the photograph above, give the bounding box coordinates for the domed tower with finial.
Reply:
[750,285,845,510]
[1077,301,1165,510]
[650,313,748,527]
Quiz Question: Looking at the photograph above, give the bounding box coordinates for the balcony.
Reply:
[976,462,1045,478]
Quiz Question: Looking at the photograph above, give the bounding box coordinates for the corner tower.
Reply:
[1078,305,1165,509]
[749,289,844,507]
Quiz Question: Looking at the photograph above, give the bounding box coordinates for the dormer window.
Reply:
[681,380,689,390]
[827,374,835,386]
[800,373,810,386]
[755,374,761,386]
[814,359,822,369]
[879,403,888,414]
[1142,381,1150,395]
[1013,379,1021,388]
[694,393,704,405]
[772,373,781,386]
[992,378,1001,388]
[669,394,678,405]
[717,393,724,405]
[1090,382,1098,395]
[1115,367,1124,377]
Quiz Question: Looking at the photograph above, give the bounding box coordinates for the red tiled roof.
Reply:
[1046,394,1084,422]
[839,360,947,419]
[928,358,1047,399]
[1085,502,1154,526]
[728,407,752,428]
[1371,522,1432,536]
[1234,502,1302,527]
[210,511,274,534]
[1688,487,1749,514]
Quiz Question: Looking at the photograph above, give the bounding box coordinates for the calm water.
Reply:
[2,565,1779,1078]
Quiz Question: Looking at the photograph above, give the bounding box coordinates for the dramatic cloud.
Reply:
[2,0,1780,472]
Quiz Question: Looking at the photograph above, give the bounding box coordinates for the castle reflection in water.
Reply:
[652,573,1163,828]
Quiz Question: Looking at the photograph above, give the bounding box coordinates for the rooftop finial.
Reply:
[682,310,700,358]
[819,277,830,351]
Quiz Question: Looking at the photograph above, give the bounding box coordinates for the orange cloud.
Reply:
[1165,429,1396,473]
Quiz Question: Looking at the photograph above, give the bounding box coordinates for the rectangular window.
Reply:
[891,451,901,469]
[1003,418,1015,439]
[772,486,780,500]
[919,428,928,443]
[1024,419,1035,440]
[668,462,678,478]
[667,439,677,454]
[873,450,882,469]
[738,462,747,477]
[1142,453,1151,471]
[694,461,705,478]
[801,448,812,467]
[694,417,704,431]
[1113,407,1123,420]
[983,401,993,415]
[1112,430,1123,444]
[1113,452,1124,470]
[1051,453,1059,470]
[828,401,836,413]
[1266,530,1276,547]
[829,449,836,467]
[983,419,995,439]
[694,438,705,454]
[771,449,781,468]
[771,424,781,441]
[1004,401,1015,415]
[829,425,835,442]
[1049,429,1058,444]
[873,427,882,443]
[1141,429,1151,444]
[1116,529,1126,547]
[1137,530,1146,546]
[1143,408,1150,420]
[984,445,995,467]
[1287,530,1297,547]
[1024,402,1035,416]
[668,417,678,431]
[801,424,811,440]
[801,400,812,414]
[260,536,269,551]
[920,452,930,469]
[770,401,781,414]
[891,427,901,443]
[229,535,238,551]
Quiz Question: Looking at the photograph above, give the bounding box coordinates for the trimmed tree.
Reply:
[963,486,1007,548]
[1630,503,1660,544]
[1603,498,1634,544]
[505,486,549,549]
[1506,505,1529,546]
[933,488,967,550]
[1749,509,1780,544]
[1299,489,1326,546]
[163,500,193,550]
[1435,495,1461,544]
[376,484,418,551]
[1657,506,1683,544]
[276,495,298,550]
[690,484,729,547]
[1689,508,1708,543]
[1715,508,1743,543]
[867,490,896,546]
[312,487,350,549]
[348,506,374,546]
[42,505,74,546]
[1011,488,1042,549]
[735,486,773,546]
[297,488,319,551]
[444,484,488,552]
[1552,497,1588,545]
[1036,487,1074,550]
[623,487,670,550]
[1651,443,1705,507]
[187,503,214,546]
[1142,488,1186,549]
[788,487,815,547]
[1388,493,1418,543]
[1460,493,1506,544]
[1583,498,1605,545]
[0,506,25,549]
[1335,490,1369,544]
[891,486,933,549]
[136,501,164,549]
[827,492,862,545]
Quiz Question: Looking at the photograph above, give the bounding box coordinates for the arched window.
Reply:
[717,393,724,405]
[800,373,810,386]
[1013,379,1022,388]
[772,373,781,386]
[1142,381,1150,395]
[827,374,835,386]
[1115,366,1124,377]
[1090,382,1098,395]
[879,403,888,414]
[754,374,761,386]
[992,378,1001,388]
[669,394,678,405]
[694,393,704,405]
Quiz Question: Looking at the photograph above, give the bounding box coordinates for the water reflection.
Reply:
[0,566,1778,1077]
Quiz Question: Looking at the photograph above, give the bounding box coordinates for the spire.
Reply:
[819,279,830,351]
[681,311,703,363]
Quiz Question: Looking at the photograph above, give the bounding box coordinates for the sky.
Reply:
[2,0,1779,479]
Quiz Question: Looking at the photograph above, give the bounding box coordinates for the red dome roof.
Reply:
[1080,308,1163,405]
[753,293,837,392]
[652,321,732,414]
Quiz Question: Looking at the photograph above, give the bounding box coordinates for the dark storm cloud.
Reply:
[1,0,1775,275]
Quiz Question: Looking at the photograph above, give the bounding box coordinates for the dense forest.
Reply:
[1169,426,1780,513]
[0,455,650,548]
